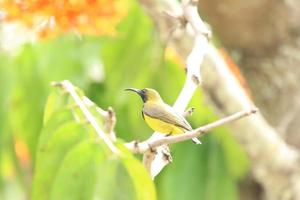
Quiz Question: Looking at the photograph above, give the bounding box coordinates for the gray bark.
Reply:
[198,0,300,148]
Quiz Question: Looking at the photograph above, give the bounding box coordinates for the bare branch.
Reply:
[82,96,117,141]
[82,96,107,116]
[125,108,257,153]
[173,0,211,113]
[52,80,119,154]
[105,107,117,141]
[143,146,172,179]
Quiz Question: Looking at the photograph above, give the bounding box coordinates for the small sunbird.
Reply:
[125,88,201,144]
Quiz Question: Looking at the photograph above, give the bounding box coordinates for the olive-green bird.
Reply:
[125,88,201,144]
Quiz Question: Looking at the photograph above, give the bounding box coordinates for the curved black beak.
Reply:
[124,88,142,95]
[125,88,147,102]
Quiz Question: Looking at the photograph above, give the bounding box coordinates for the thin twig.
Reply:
[82,97,117,140]
[52,80,119,154]
[125,108,257,153]
[105,107,117,141]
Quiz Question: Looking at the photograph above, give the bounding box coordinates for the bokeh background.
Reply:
[1,0,299,200]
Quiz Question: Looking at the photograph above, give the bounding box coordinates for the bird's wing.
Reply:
[143,103,192,131]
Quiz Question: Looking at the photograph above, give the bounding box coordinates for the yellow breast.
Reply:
[143,114,184,135]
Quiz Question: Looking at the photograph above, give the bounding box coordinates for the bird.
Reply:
[125,88,201,144]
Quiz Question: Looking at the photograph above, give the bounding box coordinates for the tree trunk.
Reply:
[197,1,300,199]
[198,0,300,147]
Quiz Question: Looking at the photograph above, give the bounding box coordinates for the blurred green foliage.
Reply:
[0,1,249,200]
[31,88,155,200]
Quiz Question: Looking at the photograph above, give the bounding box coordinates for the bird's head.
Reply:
[125,88,162,103]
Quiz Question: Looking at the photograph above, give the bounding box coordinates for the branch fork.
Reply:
[51,0,258,180]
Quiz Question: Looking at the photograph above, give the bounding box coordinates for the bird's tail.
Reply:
[192,137,201,145]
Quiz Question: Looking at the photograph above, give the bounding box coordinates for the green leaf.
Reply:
[49,141,107,200]
[118,142,157,200]
[32,88,156,200]
[32,120,88,200]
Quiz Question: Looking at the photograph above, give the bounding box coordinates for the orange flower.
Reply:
[1,0,127,38]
